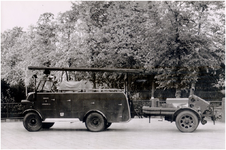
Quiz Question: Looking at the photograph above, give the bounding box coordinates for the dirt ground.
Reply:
[1,118,225,149]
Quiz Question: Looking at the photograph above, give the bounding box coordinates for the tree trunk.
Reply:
[190,82,196,95]
[92,73,96,89]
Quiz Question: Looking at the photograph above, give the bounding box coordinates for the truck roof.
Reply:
[28,66,144,74]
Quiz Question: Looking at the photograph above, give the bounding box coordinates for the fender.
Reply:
[173,107,201,121]
[82,109,107,122]
[23,109,43,120]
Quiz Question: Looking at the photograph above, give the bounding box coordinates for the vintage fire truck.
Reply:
[21,66,219,132]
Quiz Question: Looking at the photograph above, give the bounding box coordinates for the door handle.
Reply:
[118,104,122,106]
[51,99,55,101]
[67,99,71,102]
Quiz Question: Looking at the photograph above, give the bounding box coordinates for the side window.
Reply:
[37,80,45,91]
[36,75,55,92]
[43,80,53,91]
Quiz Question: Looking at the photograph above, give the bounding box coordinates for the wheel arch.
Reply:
[82,109,107,122]
[23,109,43,120]
[173,108,201,122]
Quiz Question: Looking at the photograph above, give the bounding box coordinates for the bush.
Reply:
[1,79,27,103]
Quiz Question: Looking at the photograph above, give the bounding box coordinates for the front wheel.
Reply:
[85,112,106,132]
[23,112,42,132]
[175,110,199,132]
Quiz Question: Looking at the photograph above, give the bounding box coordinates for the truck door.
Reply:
[36,93,57,118]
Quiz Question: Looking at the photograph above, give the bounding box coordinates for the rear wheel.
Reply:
[85,112,106,132]
[23,112,42,132]
[176,110,199,132]
[42,122,54,129]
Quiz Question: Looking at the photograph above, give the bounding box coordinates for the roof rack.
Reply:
[28,66,144,74]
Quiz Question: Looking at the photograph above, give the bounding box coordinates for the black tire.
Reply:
[85,112,106,132]
[23,112,42,132]
[105,122,112,129]
[42,122,54,129]
[176,110,199,133]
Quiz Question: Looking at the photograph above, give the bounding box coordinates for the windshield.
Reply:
[37,75,55,92]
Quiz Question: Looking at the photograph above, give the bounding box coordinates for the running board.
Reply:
[43,118,80,122]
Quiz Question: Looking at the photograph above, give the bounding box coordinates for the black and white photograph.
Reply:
[1,1,225,149]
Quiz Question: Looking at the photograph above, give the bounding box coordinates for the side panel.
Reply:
[57,94,72,117]
[71,94,83,117]
[36,93,81,118]
[35,92,130,123]
[104,93,130,122]
[82,93,130,122]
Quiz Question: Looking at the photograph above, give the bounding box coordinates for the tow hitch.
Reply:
[210,105,222,125]
[202,104,222,125]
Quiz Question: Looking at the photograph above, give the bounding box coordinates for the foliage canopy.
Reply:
[1,1,225,101]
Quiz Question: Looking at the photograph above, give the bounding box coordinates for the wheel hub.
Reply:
[181,116,193,128]
[185,118,191,124]
[92,118,100,126]
[30,118,37,125]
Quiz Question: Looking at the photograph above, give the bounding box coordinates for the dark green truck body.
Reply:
[22,91,131,131]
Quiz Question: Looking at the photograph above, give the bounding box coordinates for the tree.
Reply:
[72,2,151,87]
[1,27,26,85]
[143,1,225,97]
[1,1,224,100]
[77,2,148,69]
[56,10,91,67]
[34,13,57,66]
